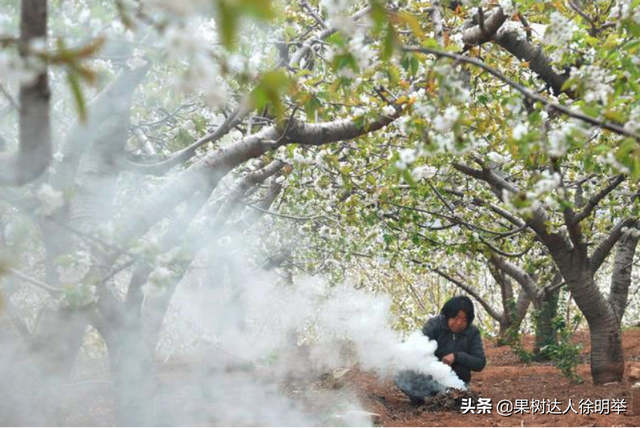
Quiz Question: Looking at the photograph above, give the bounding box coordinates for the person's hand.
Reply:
[442,353,455,366]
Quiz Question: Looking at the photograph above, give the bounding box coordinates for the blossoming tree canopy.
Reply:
[0,0,640,424]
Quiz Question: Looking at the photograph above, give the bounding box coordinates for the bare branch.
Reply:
[8,268,63,293]
[489,254,540,301]
[573,174,626,224]
[568,0,597,35]
[213,160,286,222]
[492,30,571,96]
[432,267,502,321]
[300,1,330,30]
[452,162,572,255]
[469,196,528,229]
[540,278,566,298]
[461,6,507,47]
[479,236,533,258]
[452,162,518,196]
[590,218,639,273]
[51,63,150,190]
[122,102,250,175]
[289,6,371,69]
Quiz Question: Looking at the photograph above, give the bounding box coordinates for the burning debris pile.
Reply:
[421,388,480,412]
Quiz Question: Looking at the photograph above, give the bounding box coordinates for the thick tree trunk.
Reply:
[565,267,624,383]
[589,313,624,383]
[544,239,625,383]
[12,306,90,424]
[104,322,157,426]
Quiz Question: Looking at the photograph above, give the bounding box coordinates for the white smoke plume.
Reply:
[162,267,465,425]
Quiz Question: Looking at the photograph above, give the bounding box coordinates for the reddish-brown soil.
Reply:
[59,329,640,426]
[348,329,640,427]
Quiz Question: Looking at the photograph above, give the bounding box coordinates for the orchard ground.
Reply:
[349,328,640,427]
[59,328,640,426]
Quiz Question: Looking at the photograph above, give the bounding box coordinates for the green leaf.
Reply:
[236,0,274,20]
[303,94,322,120]
[368,0,388,34]
[326,32,346,48]
[622,39,640,53]
[332,52,359,73]
[176,128,192,147]
[626,20,640,37]
[192,116,207,134]
[603,110,625,123]
[580,104,601,118]
[215,0,275,49]
[381,23,397,61]
[421,38,440,49]
[216,1,237,49]
[251,70,290,117]
[67,71,87,123]
[397,11,425,40]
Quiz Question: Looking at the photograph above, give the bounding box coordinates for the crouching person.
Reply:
[395,296,486,405]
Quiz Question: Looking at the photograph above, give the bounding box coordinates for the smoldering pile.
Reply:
[421,388,480,412]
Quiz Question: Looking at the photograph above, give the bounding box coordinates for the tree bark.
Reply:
[589,314,625,383]
[455,162,628,383]
[103,323,156,426]
[0,0,51,185]
[23,306,90,424]
[609,230,640,321]
[533,290,559,357]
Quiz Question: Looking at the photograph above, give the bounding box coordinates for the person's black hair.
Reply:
[440,296,475,324]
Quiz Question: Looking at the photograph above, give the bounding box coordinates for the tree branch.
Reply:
[430,0,444,46]
[122,102,250,175]
[116,107,401,244]
[403,46,640,140]
[590,218,639,274]
[453,162,572,257]
[432,267,502,321]
[51,63,151,190]
[573,174,626,224]
[489,254,540,302]
[479,235,533,258]
[8,268,63,293]
[492,30,571,96]
[609,229,640,321]
[461,6,507,47]
[289,6,371,69]
[300,1,329,30]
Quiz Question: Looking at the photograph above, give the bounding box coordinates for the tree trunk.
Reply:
[555,251,625,383]
[6,306,90,424]
[533,291,559,358]
[589,313,624,383]
[496,291,529,346]
[104,323,157,426]
[565,268,624,383]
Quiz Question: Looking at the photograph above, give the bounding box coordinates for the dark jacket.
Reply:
[422,314,486,383]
